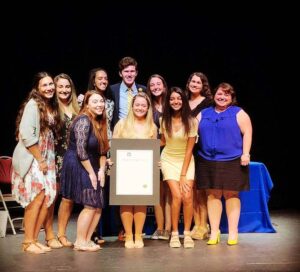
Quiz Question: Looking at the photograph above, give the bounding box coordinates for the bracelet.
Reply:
[180,174,186,176]
[242,154,250,158]
[38,158,46,163]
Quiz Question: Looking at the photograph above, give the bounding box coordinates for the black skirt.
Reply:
[195,157,250,191]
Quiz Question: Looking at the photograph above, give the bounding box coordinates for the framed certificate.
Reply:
[109,139,160,205]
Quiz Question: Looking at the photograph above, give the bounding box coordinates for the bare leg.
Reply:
[198,189,208,229]
[76,207,96,243]
[193,186,201,227]
[86,209,101,241]
[120,205,134,248]
[182,181,194,232]
[164,185,172,231]
[167,180,182,232]
[225,196,240,240]
[44,186,59,241]
[120,205,134,236]
[24,190,45,243]
[33,193,49,240]
[57,197,74,238]
[153,181,165,231]
[133,205,147,235]
[206,190,223,240]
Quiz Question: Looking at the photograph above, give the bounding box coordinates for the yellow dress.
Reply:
[160,119,198,181]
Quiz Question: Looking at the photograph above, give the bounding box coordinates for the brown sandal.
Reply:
[46,237,63,249]
[57,235,73,247]
[22,241,46,254]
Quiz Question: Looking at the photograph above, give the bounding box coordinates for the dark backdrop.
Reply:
[1,3,297,209]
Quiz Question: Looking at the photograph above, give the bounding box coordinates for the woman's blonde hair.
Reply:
[119,92,156,138]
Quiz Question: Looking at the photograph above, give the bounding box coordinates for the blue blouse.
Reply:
[197,106,243,161]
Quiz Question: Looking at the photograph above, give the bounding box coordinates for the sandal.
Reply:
[22,241,46,254]
[183,232,195,249]
[57,235,73,247]
[134,234,144,248]
[169,232,181,248]
[46,237,63,249]
[35,241,52,252]
[124,234,134,249]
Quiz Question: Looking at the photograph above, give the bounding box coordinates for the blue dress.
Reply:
[60,115,104,208]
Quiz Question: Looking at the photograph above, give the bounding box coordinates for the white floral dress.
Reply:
[12,118,56,208]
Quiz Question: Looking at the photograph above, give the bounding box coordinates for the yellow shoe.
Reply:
[227,234,238,246]
[207,230,220,245]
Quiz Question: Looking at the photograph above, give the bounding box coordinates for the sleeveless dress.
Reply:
[60,115,104,208]
[160,119,198,181]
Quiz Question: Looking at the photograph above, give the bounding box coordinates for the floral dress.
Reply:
[55,113,76,181]
[12,116,56,208]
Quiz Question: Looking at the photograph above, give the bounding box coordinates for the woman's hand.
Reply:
[241,154,250,166]
[98,168,105,187]
[106,158,114,167]
[179,176,192,194]
[89,172,98,190]
[38,159,48,175]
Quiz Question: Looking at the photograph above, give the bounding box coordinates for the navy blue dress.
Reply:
[60,115,104,208]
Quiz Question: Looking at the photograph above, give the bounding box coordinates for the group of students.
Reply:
[11,56,252,253]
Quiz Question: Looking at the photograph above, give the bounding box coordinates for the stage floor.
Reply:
[0,209,299,272]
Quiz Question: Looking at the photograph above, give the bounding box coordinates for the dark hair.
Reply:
[87,67,108,90]
[162,86,192,137]
[185,72,212,100]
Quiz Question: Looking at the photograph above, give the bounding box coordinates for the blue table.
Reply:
[220,161,276,233]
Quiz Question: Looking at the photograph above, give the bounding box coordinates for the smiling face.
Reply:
[94,70,108,92]
[149,76,165,97]
[87,93,105,116]
[169,91,182,112]
[56,78,72,103]
[132,96,149,119]
[38,76,55,100]
[119,65,138,87]
[188,75,202,95]
[214,88,232,110]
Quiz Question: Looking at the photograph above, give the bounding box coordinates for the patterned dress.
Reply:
[55,113,76,182]
[12,116,56,208]
[105,98,114,144]
[60,115,104,208]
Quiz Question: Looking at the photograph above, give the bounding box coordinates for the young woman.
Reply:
[42,73,80,248]
[195,82,252,246]
[60,90,109,251]
[146,74,171,241]
[185,72,212,240]
[160,87,198,249]
[87,68,114,244]
[113,92,157,248]
[12,71,60,254]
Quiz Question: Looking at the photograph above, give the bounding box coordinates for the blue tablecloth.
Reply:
[220,161,276,233]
